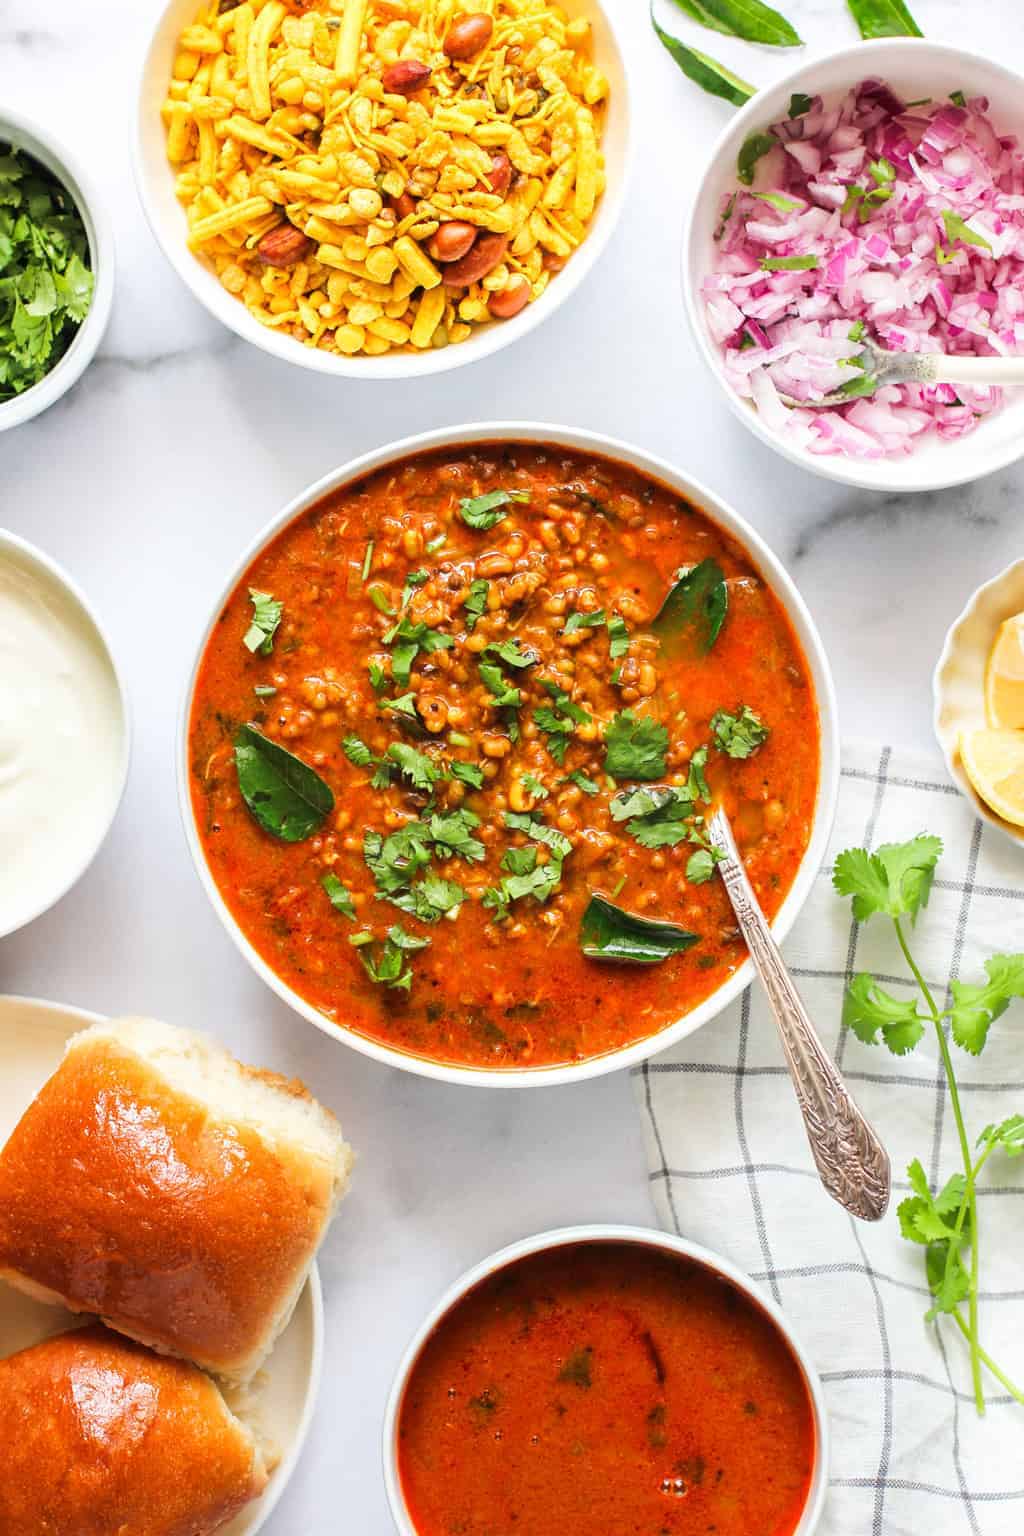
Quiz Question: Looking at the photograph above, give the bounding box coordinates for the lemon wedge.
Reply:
[959,728,1024,827]
[985,613,1024,729]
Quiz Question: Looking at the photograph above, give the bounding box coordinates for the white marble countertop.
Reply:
[2,0,1023,1529]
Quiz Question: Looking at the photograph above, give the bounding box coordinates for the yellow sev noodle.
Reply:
[162,0,609,358]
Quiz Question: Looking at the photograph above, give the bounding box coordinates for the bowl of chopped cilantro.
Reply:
[0,107,113,431]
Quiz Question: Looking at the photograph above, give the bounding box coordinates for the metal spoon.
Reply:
[779,334,1024,409]
[707,807,891,1223]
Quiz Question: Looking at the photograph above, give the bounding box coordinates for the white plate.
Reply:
[0,995,323,1536]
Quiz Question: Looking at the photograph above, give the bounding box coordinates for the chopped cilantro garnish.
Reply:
[367,585,395,615]
[359,924,430,992]
[368,659,388,694]
[485,637,538,669]
[450,760,484,789]
[342,734,375,767]
[759,255,819,272]
[392,874,467,923]
[0,146,95,400]
[428,808,485,862]
[711,705,769,759]
[564,609,606,635]
[321,872,356,918]
[361,540,374,582]
[687,746,711,802]
[686,847,721,884]
[606,614,629,660]
[381,692,419,720]
[604,710,669,782]
[243,589,283,655]
[611,784,694,848]
[479,659,522,709]
[521,772,549,801]
[384,614,453,687]
[386,742,441,791]
[464,578,489,630]
[425,533,447,554]
[504,810,573,859]
[564,770,600,796]
[458,488,530,530]
[534,680,590,765]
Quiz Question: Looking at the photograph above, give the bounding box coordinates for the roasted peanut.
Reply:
[257,222,314,267]
[441,232,509,288]
[488,278,530,320]
[390,191,418,221]
[484,150,513,197]
[443,12,494,59]
[381,58,431,94]
[428,221,478,264]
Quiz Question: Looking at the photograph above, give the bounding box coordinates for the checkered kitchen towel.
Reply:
[632,741,1024,1536]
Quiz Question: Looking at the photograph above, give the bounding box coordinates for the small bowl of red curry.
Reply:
[383,1225,828,1536]
[180,424,838,1085]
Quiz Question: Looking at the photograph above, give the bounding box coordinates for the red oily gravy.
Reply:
[397,1240,817,1536]
[189,443,820,1070]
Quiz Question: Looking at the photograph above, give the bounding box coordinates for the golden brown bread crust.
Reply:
[0,1032,338,1378]
[0,1326,266,1535]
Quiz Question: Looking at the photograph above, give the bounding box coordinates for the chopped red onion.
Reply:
[704,81,1024,460]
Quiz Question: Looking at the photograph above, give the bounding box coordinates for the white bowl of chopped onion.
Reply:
[683,39,1024,492]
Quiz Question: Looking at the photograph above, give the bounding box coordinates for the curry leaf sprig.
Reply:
[652,0,922,106]
[833,834,1024,1415]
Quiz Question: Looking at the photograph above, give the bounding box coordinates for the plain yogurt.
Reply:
[0,536,126,936]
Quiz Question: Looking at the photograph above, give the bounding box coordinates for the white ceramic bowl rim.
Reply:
[682,36,1024,494]
[132,0,634,381]
[381,1223,830,1536]
[0,533,131,939]
[177,421,839,1088]
[0,104,115,432]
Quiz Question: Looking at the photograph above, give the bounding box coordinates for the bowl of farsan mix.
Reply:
[134,0,632,377]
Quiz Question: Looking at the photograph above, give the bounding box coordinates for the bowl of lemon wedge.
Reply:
[934,560,1024,844]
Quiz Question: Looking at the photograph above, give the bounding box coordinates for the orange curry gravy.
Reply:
[189,443,819,1069]
[398,1241,817,1536]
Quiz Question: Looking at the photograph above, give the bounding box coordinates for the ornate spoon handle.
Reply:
[707,809,891,1222]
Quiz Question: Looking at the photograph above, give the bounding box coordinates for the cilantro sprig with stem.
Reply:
[833,833,1024,1414]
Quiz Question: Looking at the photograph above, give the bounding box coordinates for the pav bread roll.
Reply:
[0,1016,353,1383]
[0,1325,270,1536]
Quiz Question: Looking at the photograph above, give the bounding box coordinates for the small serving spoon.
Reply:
[780,335,1024,409]
[707,807,891,1223]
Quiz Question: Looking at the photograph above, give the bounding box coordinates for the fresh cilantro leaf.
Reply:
[385,614,453,686]
[367,585,395,615]
[564,770,600,795]
[479,659,521,709]
[949,954,1024,1055]
[941,210,992,253]
[458,488,530,530]
[483,857,562,918]
[832,835,943,924]
[843,973,926,1054]
[392,875,466,923]
[564,609,606,635]
[604,710,669,782]
[502,845,538,876]
[687,746,711,803]
[977,1114,1024,1159]
[368,660,388,694]
[711,705,769,759]
[464,578,489,630]
[381,692,419,720]
[485,637,538,669]
[534,680,589,763]
[686,847,722,884]
[364,824,433,897]
[869,156,896,185]
[321,872,356,918]
[342,734,375,768]
[386,742,441,792]
[428,809,485,862]
[611,784,692,849]
[504,809,573,860]
[359,924,430,992]
[243,589,283,655]
[522,772,548,801]
[449,760,484,789]
[759,255,819,271]
[606,614,630,660]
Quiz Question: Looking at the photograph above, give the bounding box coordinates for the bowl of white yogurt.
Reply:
[0,533,129,938]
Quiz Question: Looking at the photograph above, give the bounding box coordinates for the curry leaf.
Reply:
[668,0,800,44]
[650,558,728,654]
[847,0,922,38]
[580,894,698,965]
[651,9,755,107]
[737,132,778,185]
[234,725,334,842]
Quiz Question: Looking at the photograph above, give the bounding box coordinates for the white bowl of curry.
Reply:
[179,424,839,1086]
